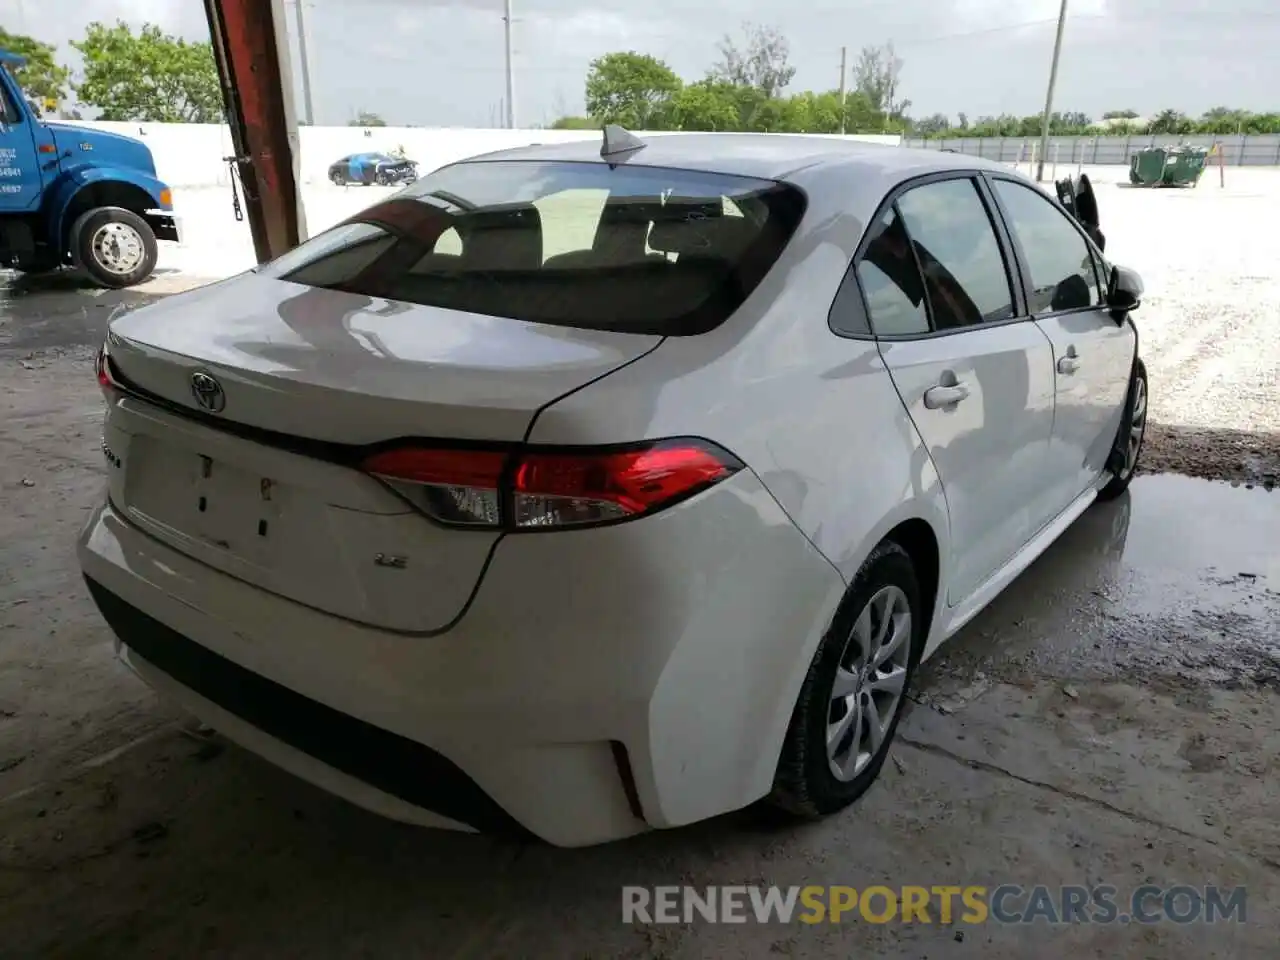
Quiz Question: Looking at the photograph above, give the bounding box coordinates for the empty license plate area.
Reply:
[123,434,285,568]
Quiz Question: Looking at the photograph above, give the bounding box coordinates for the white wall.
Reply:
[56,121,902,188]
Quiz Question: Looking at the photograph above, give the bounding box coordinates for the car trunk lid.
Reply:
[106,272,660,444]
[100,272,660,632]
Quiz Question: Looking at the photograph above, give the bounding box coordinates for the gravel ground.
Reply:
[1094,169,1280,489]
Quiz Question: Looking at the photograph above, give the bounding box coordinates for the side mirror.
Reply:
[1107,265,1143,316]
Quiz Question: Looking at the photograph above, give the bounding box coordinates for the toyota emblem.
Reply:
[190,371,226,413]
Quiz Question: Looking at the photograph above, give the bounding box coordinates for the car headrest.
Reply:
[459,205,542,269]
[649,212,756,259]
[599,198,666,225]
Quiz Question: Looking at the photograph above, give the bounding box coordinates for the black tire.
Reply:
[1098,357,1148,501]
[329,169,346,186]
[768,541,924,819]
[375,170,391,186]
[72,207,158,289]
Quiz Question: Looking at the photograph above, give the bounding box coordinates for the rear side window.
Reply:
[991,178,1103,313]
[259,160,806,336]
[853,208,929,336]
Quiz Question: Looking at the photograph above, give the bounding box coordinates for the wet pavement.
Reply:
[922,475,1280,700]
[0,269,210,358]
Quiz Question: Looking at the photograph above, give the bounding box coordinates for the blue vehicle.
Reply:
[0,50,180,288]
[327,151,418,187]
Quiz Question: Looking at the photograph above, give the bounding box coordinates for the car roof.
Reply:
[459,132,1011,184]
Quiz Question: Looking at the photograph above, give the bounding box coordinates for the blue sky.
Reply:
[5,0,1279,127]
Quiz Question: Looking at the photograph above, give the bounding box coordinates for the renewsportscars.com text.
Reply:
[622,885,1247,925]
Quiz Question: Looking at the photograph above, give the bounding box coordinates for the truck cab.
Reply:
[0,50,180,288]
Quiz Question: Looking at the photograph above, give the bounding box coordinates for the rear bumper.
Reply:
[78,475,844,846]
[86,576,532,838]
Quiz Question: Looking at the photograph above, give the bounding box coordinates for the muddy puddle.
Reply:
[919,474,1279,699]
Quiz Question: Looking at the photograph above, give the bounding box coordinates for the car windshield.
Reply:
[258,159,806,336]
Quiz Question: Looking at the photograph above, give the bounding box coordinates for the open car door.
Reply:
[1054,173,1105,253]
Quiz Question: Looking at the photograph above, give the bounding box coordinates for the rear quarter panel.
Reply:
[526,165,953,802]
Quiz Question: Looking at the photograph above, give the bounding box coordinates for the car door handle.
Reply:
[923,383,970,409]
[1058,356,1081,374]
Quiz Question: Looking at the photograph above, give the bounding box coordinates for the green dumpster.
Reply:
[1128,145,1208,186]
[1166,146,1209,185]
[1129,147,1166,185]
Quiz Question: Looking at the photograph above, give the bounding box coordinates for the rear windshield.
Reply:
[258,159,807,335]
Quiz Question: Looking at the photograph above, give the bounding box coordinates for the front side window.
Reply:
[991,178,1103,313]
[259,159,806,336]
[894,178,1016,331]
[0,66,23,124]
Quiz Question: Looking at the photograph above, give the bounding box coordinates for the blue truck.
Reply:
[0,50,180,288]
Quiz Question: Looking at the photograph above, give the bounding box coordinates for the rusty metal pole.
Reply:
[203,0,303,262]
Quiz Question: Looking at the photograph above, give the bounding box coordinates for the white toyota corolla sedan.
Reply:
[79,130,1148,847]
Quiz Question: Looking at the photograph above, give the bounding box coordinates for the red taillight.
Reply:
[360,439,741,531]
[95,345,117,390]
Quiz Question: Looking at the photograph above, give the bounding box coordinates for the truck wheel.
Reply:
[72,207,158,289]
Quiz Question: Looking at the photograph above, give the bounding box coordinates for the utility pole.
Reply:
[293,0,316,125]
[1036,0,1069,182]
[503,0,516,129]
[838,46,848,135]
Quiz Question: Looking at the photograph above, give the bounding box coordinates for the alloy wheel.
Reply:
[1123,375,1147,477]
[826,585,913,782]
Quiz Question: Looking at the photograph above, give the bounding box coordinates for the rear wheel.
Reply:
[1098,357,1148,501]
[72,207,158,289]
[330,169,346,186]
[768,541,923,818]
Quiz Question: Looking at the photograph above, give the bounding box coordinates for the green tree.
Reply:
[584,51,681,128]
[1148,108,1191,135]
[351,110,386,126]
[550,115,597,130]
[783,91,841,133]
[72,21,221,122]
[0,29,70,110]
[661,80,740,130]
[913,112,951,136]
